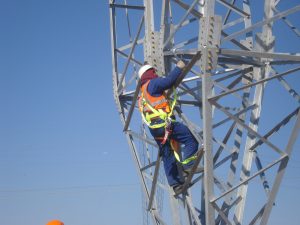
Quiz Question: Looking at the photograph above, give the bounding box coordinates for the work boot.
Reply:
[183,166,204,177]
[172,184,184,196]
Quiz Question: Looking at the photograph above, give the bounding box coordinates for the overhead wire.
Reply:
[0,183,139,194]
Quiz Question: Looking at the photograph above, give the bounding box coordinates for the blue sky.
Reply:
[0,1,142,224]
[0,1,299,225]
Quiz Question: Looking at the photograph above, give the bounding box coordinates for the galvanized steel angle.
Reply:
[211,201,233,225]
[248,204,266,225]
[212,101,285,156]
[140,161,157,172]
[276,76,300,103]
[222,0,236,25]
[257,112,300,225]
[143,173,169,191]
[163,0,200,49]
[177,99,201,107]
[222,17,245,30]
[177,82,202,101]
[123,79,141,131]
[126,130,158,147]
[172,36,199,50]
[199,16,222,73]
[214,152,237,171]
[217,0,250,18]
[273,6,300,37]
[172,0,203,19]
[220,49,300,61]
[118,39,144,52]
[166,51,202,97]
[185,195,203,225]
[213,175,230,193]
[213,121,236,164]
[212,76,248,103]
[249,107,300,151]
[222,5,300,43]
[210,154,288,203]
[213,67,252,83]
[215,196,242,225]
[115,48,143,66]
[211,104,257,131]
[117,16,145,95]
[109,3,145,10]
[209,66,300,102]
[254,153,271,196]
[212,137,235,157]
[221,30,251,51]
[151,210,167,225]
[147,154,162,211]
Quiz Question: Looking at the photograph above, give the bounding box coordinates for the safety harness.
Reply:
[139,82,197,165]
[139,88,177,130]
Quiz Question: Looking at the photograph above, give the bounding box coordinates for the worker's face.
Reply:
[149,68,156,74]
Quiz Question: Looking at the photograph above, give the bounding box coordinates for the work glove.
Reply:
[176,60,185,69]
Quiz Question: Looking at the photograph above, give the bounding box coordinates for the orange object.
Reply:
[46,220,64,225]
[170,139,180,154]
[140,80,171,114]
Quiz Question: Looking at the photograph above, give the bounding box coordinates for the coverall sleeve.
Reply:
[147,67,182,96]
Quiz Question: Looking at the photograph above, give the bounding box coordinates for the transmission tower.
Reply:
[109,0,300,224]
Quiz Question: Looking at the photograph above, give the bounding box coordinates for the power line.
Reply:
[0,183,139,194]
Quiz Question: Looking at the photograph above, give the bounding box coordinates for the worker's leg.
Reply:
[149,126,182,186]
[170,121,199,168]
[160,143,183,186]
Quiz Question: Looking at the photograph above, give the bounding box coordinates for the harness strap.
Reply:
[155,137,197,165]
[139,87,177,129]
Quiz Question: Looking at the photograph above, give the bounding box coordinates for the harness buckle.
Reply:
[161,117,172,145]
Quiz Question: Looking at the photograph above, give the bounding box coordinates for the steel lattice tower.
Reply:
[109,1,300,224]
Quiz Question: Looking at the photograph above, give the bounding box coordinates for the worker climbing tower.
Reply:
[109,0,300,224]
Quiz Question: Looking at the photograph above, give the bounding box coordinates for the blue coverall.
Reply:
[146,66,199,186]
